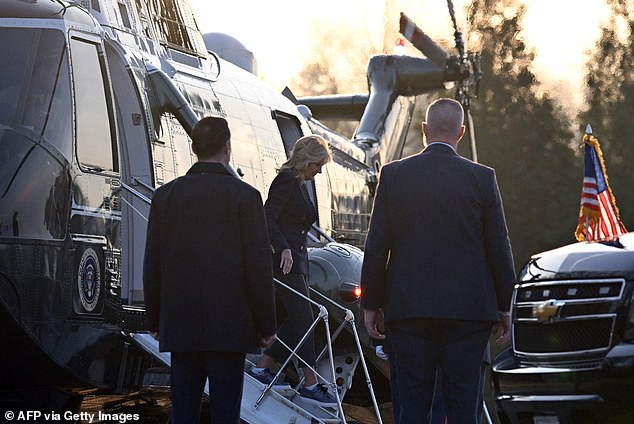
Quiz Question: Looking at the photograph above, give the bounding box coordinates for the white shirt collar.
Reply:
[426,141,456,152]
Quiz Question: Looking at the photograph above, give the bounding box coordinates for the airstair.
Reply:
[130,277,383,424]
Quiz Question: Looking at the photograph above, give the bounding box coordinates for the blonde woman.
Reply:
[249,135,336,406]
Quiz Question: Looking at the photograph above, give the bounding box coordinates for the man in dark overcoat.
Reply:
[361,98,515,423]
[144,116,276,424]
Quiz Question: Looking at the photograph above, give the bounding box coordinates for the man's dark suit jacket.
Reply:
[265,169,317,276]
[361,143,516,323]
[143,162,276,352]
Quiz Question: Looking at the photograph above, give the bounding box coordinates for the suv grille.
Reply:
[514,317,613,353]
[512,279,625,361]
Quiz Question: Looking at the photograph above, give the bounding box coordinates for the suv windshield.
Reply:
[0,28,72,159]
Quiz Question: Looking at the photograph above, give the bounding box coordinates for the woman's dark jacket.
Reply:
[265,169,317,276]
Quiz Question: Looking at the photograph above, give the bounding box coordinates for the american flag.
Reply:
[575,132,627,242]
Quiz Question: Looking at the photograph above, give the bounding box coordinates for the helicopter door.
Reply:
[274,110,303,157]
[103,41,153,306]
[68,36,120,316]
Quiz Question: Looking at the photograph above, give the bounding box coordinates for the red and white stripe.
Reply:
[580,177,599,211]
[595,190,627,239]
[580,188,627,241]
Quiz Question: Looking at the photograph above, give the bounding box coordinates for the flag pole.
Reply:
[584,124,593,242]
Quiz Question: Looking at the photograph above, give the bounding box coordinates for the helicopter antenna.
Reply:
[447,0,479,163]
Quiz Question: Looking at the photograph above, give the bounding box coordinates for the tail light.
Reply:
[339,282,361,303]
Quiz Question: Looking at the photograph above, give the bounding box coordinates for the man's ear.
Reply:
[422,122,429,146]
[456,125,466,142]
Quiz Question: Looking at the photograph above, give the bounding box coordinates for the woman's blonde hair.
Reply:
[280,135,332,179]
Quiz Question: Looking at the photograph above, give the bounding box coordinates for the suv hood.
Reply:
[519,232,634,281]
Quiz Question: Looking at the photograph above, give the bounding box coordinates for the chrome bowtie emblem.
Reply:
[531,299,564,322]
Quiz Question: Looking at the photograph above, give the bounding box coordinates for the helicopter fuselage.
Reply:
[0,0,382,393]
[0,0,461,399]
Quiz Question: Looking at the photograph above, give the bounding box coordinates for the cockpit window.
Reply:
[0,28,73,159]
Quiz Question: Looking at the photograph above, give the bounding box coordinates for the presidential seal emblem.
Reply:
[78,248,101,312]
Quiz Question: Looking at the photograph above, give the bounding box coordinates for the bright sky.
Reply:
[187,0,610,104]
[187,0,385,87]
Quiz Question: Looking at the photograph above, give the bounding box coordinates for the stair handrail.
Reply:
[254,278,346,422]
[253,276,383,424]
[309,287,384,424]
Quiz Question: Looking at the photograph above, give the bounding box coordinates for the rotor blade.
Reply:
[399,12,450,67]
[466,108,478,163]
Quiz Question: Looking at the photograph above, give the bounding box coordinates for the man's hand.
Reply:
[493,313,511,344]
[364,309,385,340]
[259,334,277,349]
[280,249,293,275]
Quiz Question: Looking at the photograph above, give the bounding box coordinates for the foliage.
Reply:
[288,19,378,96]
[288,19,380,137]
[579,0,634,233]
[462,0,580,267]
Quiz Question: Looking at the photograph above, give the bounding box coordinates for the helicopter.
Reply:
[0,0,480,417]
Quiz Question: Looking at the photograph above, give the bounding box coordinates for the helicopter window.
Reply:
[147,0,199,55]
[70,39,117,173]
[0,28,73,159]
[0,131,69,240]
[118,3,132,29]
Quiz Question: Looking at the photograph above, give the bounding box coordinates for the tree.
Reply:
[465,0,580,267]
[288,19,381,137]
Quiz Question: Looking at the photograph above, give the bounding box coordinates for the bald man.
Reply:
[361,98,515,423]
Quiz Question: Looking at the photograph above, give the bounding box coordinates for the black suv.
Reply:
[492,232,634,424]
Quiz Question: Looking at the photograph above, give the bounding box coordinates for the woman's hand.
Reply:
[280,249,293,274]
[259,333,277,348]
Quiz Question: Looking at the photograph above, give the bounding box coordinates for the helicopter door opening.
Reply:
[103,41,153,306]
[273,110,318,203]
[273,110,327,239]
